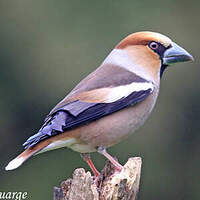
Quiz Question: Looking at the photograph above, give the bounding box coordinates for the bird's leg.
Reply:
[97,146,123,171]
[80,153,100,177]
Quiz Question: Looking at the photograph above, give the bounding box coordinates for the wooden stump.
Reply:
[54,157,142,200]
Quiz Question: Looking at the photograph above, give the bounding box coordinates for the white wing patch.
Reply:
[105,82,154,103]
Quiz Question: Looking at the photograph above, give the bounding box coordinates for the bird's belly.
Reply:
[48,88,159,154]
[78,90,158,151]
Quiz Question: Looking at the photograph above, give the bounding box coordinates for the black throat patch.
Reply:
[160,64,168,78]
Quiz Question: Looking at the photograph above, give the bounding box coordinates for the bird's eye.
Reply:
[149,42,159,50]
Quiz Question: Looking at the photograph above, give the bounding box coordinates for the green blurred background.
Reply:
[0,0,199,199]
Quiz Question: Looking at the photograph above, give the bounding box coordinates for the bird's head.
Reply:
[115,31,194,80]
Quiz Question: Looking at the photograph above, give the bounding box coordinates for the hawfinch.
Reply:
[5,31,193,176]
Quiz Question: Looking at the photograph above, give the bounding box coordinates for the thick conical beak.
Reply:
[163,42,194,65]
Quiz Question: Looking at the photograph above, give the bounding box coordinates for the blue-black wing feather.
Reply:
[23,89,152,149]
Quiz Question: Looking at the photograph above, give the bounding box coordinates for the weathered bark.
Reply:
[54,157,142,200]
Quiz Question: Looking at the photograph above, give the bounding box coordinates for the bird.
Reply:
[5,31,193,176]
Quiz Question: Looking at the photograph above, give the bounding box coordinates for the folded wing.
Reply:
[23,65,154,149]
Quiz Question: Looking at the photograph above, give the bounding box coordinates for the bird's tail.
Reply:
[5,140,51,171]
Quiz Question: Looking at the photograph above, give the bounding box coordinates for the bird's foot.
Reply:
[80,153,100,177]
[97,146,123,173]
